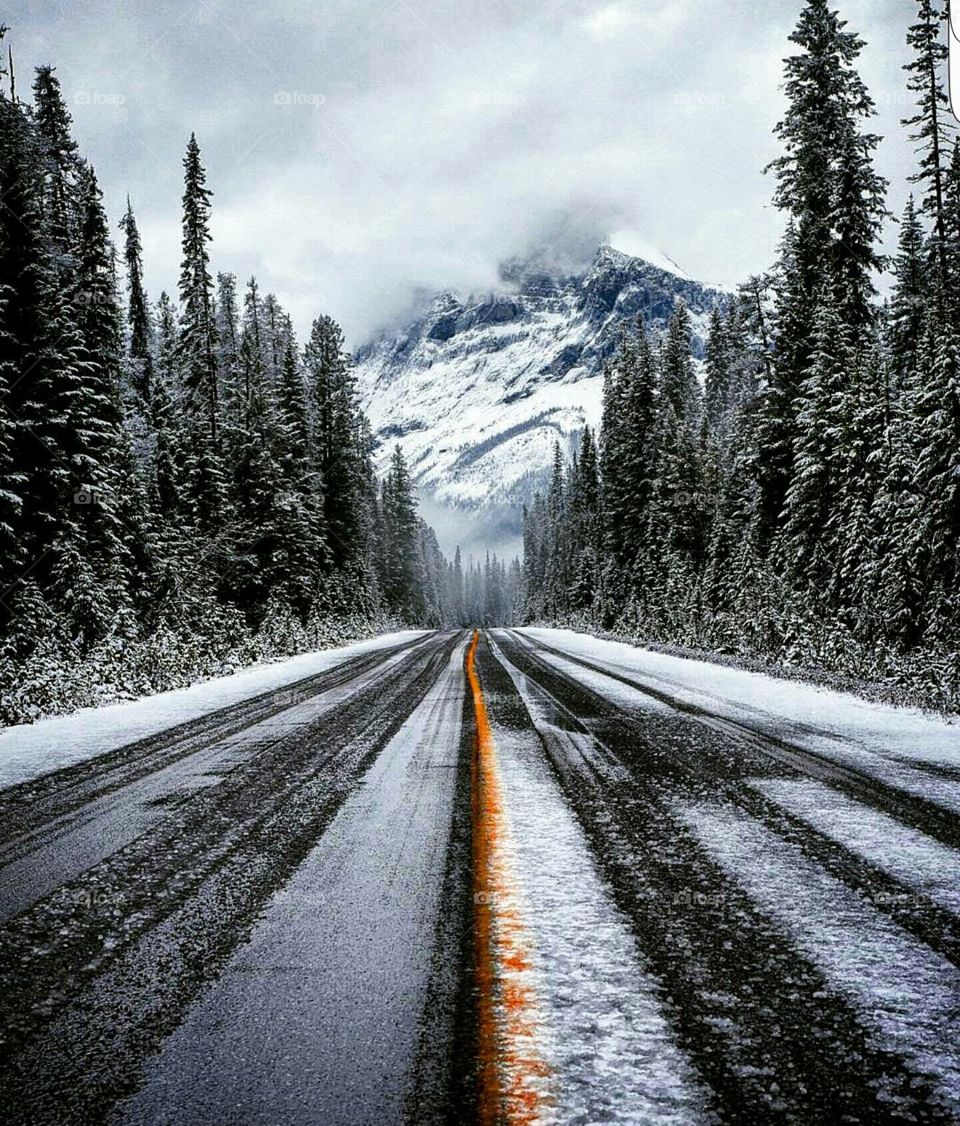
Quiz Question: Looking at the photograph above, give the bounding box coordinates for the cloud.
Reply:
[10,0,922,346]
[582,1,692,43]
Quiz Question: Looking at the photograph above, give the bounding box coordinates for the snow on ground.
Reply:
[676,800,960,1116]
[0,631,429,791]
[519,629,960,808]
[487,636,705,1123]
[751,779,960,916]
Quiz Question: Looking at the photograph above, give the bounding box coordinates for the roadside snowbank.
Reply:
[0,631,428,790]
[518,628,960,769]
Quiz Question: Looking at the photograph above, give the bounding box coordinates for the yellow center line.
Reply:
[467,630,552,1125]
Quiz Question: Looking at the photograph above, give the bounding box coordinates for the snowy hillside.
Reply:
[354,244,725,551]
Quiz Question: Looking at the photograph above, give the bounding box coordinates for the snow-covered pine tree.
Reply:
[274,337,327,615]
[780,295,851,598]
[1,71,87,603]
[304,314,364,574]
[60,163,138,646]
[151,292,183,522]
[177,134,227,534]
[704,309,732,439]
[380,445,426,623]
[760,0,887,532]
[118,198,153,408]
[31,65,83,271]
[910,321,960,643]
[600,319,658,576]
[902,0,953,299]
[889,196,929,385]
[0,71,30,604]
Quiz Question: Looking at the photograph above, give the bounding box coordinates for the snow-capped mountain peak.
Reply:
[355,243,725,553]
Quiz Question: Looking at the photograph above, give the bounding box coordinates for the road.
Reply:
[1,628,959,1124]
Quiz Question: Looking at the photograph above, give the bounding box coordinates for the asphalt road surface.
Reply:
[1,629,959,1124]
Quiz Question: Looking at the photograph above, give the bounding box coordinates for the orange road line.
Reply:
[467,630,552,1125]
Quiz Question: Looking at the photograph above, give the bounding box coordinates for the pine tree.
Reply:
[903,0,953,296]
[118,198,153,406]
[760,1,888,535]
[601,320,658,572]
[304,314,363,571]
[177,134,226,532]
[910,322,960,640]
[0,78,32,600]
[889,196,929,384]
[780,297,851,596]
[275,338,327,613]
[31,65,82,265]
[647,306,707,576]
[151,292,182,519]
[768,0,887,333]
[223,278,283,615]
[568,427,600,611]
[944,140,960,287]
[0,75,86,599]
[451,545,465,625]
[68,163,131,619]
[704,309,732,437]
[660,302,700,419]
[381,445,425,622]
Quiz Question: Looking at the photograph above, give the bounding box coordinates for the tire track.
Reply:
[508,631,960,851]
[0,632,432,848]
[502,631,960,965]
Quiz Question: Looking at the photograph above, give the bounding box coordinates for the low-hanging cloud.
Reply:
[12,0,920,346]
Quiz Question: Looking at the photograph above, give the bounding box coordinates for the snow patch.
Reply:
[751,779,960,915]
[677,799,960,1115]
[0,631,429,790]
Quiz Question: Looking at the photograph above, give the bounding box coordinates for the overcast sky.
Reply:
[5,0,933,345]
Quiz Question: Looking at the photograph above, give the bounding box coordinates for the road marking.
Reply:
[467,631,552,1125]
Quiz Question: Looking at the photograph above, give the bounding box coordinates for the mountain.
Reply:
[354,244,726,554]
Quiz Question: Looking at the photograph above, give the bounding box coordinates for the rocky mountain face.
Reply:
[354,244,725,554]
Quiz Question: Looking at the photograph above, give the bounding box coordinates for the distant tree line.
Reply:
[520,0,960,708]
[0,41,447,723]
[440,547,521,628]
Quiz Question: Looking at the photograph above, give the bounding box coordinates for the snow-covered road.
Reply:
[1,627,958,1124]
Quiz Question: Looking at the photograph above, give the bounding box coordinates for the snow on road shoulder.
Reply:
[0,631,429,791]
[676,799,960,1116]
[519,630,960,769]
[518,629,960,815]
